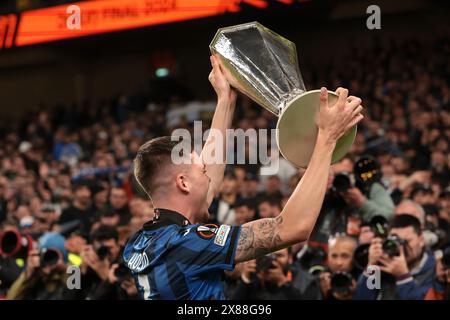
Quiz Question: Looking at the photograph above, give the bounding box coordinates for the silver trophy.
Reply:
[210,22,357,168]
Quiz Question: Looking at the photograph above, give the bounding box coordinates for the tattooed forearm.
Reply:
[235,216,285,263]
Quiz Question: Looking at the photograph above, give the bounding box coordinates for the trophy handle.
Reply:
[276,90,357,168]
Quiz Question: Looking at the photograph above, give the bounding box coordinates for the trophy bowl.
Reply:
[210,22,357,168]
[276,90,357,168]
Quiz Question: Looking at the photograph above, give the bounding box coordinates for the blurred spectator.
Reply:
[55,132,83,167]
[58,184,93,234]
[257,197,282,219]
[97,209,121,228]
[129,201,154,235]
[108,187,131,225]
[234,199,256,226]
[263,175,284,200]
[92,185,109,212]
[209,172,240,225]
[40,204,61,228]
[242,172,260,199]
[395,199,426,225]
[411,184,435,206]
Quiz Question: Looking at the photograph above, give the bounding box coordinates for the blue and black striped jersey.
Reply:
[123,208,241,300]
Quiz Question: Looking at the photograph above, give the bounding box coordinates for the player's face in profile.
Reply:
[190,151,211,221]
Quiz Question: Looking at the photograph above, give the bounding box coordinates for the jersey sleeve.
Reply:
[168,224,241,276]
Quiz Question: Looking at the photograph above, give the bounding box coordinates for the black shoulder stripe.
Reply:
[225,227,240,265]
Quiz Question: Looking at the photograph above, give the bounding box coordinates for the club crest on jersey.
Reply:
[196,224,218,239]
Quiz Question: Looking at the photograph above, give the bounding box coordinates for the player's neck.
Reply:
[153,197,197,224]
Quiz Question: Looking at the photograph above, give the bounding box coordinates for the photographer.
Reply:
[77,225,122,299]
[232,247,303,300]
[0,225,27,297]
[7,232,73,300]
[338,156,395,223]
[354,214,436,299]
[319,236,357,300]
[311,156,394,247]
[394,200,441,248]
[90,263,139,300]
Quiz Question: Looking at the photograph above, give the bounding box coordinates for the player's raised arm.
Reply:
[235,87,364,263]
[202,55,237,205]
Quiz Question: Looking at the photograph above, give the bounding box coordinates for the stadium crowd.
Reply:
[0,34,449,300]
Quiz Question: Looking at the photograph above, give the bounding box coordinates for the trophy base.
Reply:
[276,89,357,168]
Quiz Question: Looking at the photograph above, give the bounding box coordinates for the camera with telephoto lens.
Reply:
[330,271,353,295]
[40,248,60,267]
[333,172,353,195]
[382,235,406,257]
[256,253,277,272]
[95,245,110,260]
[0,230,33,259]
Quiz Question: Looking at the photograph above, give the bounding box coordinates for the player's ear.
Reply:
[175,173,190,193]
